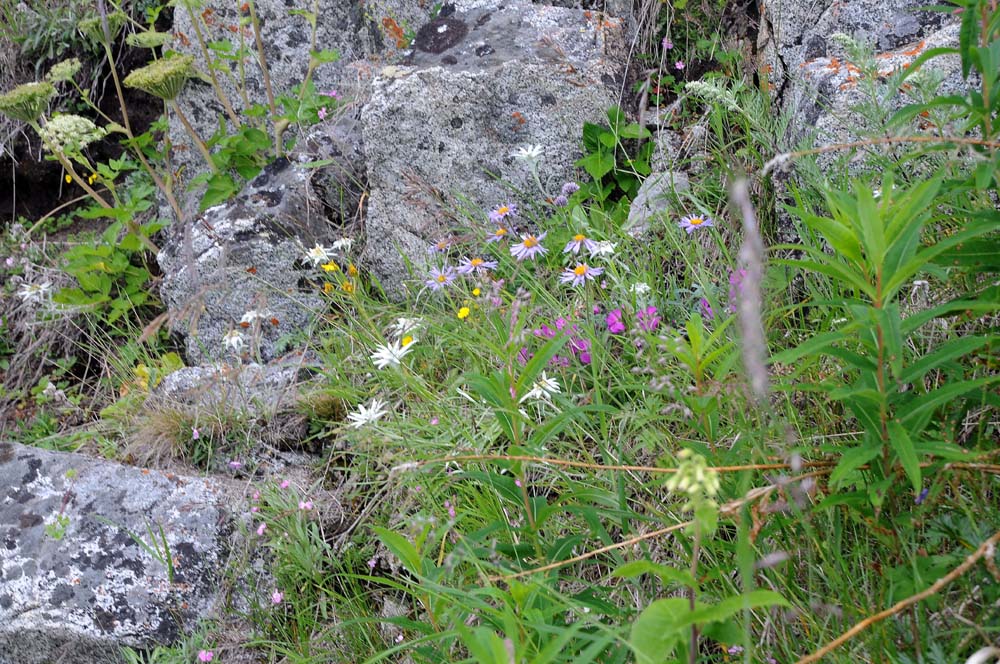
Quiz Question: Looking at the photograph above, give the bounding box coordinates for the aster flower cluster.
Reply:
[518,317,593,367]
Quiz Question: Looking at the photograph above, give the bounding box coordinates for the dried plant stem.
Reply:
[491,470,831,582]
[761,136,1000,176]
[795,529,1000,664]
[183,1,241,128]
[169,100,217,174]
[394,454,1000,476]
[246,0,279,155]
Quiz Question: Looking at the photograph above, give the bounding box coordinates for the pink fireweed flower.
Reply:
[510,232,548,261]
[317,107,328,120]
[678,214,713,234]
[563,233,597,255]
[606,309,625,333]
[728,268,747,313]
[256,522,267,535]
[700,297,715,320]
[197,651,214,662]
[279,479,290,489]
[320,89,340,99]
[191,427,200,440]
[489,202,518,224]
[559,263,604,287]
[271,590,284,604]
[636,306,661,331]
[457,256,498,275]
[486,226,510,244]
[675,60,685,70]
[662,38,673,50]
[425,266,456,290]
[299,500,314,511]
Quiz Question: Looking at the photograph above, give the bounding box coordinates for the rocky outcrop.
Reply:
[760,0,966,169]
[157,159,335,365]
[361,1,628,295]
[0,441,241,663]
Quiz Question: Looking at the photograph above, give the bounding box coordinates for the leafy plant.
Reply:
[576,106,653,204]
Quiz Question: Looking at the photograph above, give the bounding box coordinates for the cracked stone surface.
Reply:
[361,1,628,296]
[0,442,239,664]
[157,159,337,365]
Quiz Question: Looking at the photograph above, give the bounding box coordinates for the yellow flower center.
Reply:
[470,258,483,267]
[402,335,414,346]
[494,228,507,237]
[457,307,470,320]
[497,206,509,215]
[523,236,538,248]
[573,234,586,242]
[689,217,705,226]
[342,281,355,293]
[436,274,447,283]
[573,264,588,276]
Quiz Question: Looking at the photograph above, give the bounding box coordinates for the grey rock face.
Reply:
[761,0,964,160]
[625,170,689,237]
[361,2,627,296]
[157,159,335,365]
[0,442,239,663]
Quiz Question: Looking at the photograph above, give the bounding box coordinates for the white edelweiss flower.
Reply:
[240,310,266,325]
[347,398,389,428]
[223,329,245,353]
[519,371,561,404]
[630,282,651,296]
[389,317,423,339]
[589,240,617,258]
[16,281,52,305]
[371,338,415,369]
[512,144,544,165]
[305,244,332,267]
[331,237,354,253]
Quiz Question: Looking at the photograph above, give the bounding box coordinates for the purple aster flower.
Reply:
[728,268,747,313]
[561,182,580,196]
[489,202,518,225]
[486,226,510,244]
[563,233,598,255]
[678,214,713,234]
[553,194,568,207]
[510,232,548,261]
[425,266,456,290]
[636,306,660,332]
[559,263,604,287]
[456,256,498,275]
[606,308,625,334]
[427,238,452,254]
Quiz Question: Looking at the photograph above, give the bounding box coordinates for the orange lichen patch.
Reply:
[845,62,861,74]
[825,57,841,71]
[759,64,773,74]
[903,40,926,57]
[381,17,408,48]
[175,31,191,47]
[511,111,526,126]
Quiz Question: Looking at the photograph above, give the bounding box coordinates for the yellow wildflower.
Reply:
[472,287,481,297]
[322,282,334,294]
[457,306,470,320]
[64,174,72,184]
[342,281,355,293]
[321,262,340,272]
[347,263,358,277]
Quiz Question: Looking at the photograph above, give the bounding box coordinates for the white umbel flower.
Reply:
[520,371,561,404]
[347,398,389,428]
[371,338,415,369]
[223,329,245,353]
[16,281,52,304]
[305,244,332,267]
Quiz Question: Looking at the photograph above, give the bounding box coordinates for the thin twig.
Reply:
[761,136,1000,176]
[794,529,1000,664]
[490,471,831,583]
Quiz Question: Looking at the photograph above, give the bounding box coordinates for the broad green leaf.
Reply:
[770,330,849,366]
[900,376,999,432]
[686,591,790,625]
[899,336,993,385]
[630,598,689,664]
[372,527,423,576]
[887,421,921,493]
[830,438,883,488]
[612,560,697,589]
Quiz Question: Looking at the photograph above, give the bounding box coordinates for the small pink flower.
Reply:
[256,522,266,535]
[271,590,283,604]
[368,557,377,570]
[320,89,340,99]
[318,106,328,120]
[250,506,259,513]
[515,479,522,488]
[191,427,200,440]
[429,417,439,425]
[299,500,313,511]
[228,460,242,469]
[395,634,404,643]
[279,479,290,489]
[675,60,685,70]
[197,651,214,662]
[252,491,260,501]
[662,38,673,50]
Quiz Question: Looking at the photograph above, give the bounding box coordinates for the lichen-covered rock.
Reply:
[360,1,627,295]
[157,159,335,365]
[760,0,965,170]
[0,442,239,663]
[625,169,689,237]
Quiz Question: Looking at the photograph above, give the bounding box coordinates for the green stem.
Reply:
[184,0,242,128]
[169,100,218,173]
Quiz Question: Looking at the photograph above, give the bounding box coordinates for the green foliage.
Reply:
[0,1,100,78]
[576,106,653,206]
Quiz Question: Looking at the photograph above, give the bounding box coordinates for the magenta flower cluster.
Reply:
[605,306,661,334]
[518,317,592,367]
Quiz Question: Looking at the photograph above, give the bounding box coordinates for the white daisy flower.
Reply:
[17,281,52,304]
[519,371,561,404]
[512,144,544,166]
[370,338,415,369]
[347,398,389,428]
